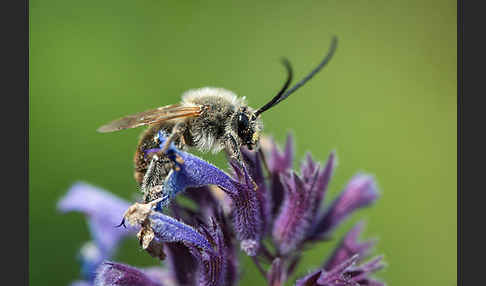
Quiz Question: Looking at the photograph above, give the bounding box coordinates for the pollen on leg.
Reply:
[175,154,185,165]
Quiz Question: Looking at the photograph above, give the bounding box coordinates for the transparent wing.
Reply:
[97,104,202,133]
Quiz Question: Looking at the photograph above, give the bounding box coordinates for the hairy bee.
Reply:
[98,37,337,203]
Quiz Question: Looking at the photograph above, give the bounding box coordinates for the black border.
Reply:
[2,0,28,284]
[461,0,486,285]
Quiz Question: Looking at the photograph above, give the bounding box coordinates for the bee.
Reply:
[98,36,337,203]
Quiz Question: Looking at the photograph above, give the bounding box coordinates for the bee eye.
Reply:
[238,114,249,131]
[237,113,250,140]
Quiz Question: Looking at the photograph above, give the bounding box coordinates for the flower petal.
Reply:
[304,152,336,215]
[123,202,213,253]
[59,183,136,281]
[78,241,105,281]
[268,134,294,173]
[273,150,336,254]
[272,172,314,254]
[94,262,162,286]
[157,132,237,208]
[267,258,286,286]
[228,161,263,256]
[142,267,175,286]
[58,182,134,256]
[310,174,379,239]
[70,281,93,286]
[316,255,385,286]
[295,270,321,286]
[150,212,212,251]
[324,221,376,270]
[164,242,198,286]
[187,219,234,286]
[341,256,385,283]
[58,182,130,225]
[154,133,263,256]
[316,254,359,285]
[265,135,295,217]
[241,147,272,234]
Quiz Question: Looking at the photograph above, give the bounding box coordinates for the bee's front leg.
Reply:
[225,134,242,163]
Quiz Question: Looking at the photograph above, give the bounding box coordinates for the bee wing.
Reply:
[97,104,203,133]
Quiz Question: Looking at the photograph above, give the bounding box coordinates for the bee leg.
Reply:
[141,154,174,204]
[158,122,187,155]
[225,134,242,163]
[257,147,271,175]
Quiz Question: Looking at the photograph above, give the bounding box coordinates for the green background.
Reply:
[30,0,456,285]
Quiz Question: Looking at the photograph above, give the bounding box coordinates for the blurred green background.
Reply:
[30,0,456,285]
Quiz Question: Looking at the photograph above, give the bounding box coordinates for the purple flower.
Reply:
[241,147,272,235]
[267,258,286,286]
[161,147,237,207]
[296,255,385,286]
[150,212,212,251]
[77,241,106,281]
[323,221,376,270]
[228,160,264,256]
[272,172,313,255]
[301,152,336,215]
[309,174,379,240]
[267,134,294,173]
[163,242,199,286]
[187,219,234,286]
[122,201,212,253]
[158,132,263,256]
[58,182,135,255]
[272,152,335,255]
[94,262,163,286]
[295,270,324,286]
[60,132,386,286]
[70,281,93,286]
[123,200,238,286]
[318,255,385,286]
[262,135,294,217]
[58,182,136,281]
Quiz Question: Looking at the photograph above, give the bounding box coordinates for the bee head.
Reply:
[234,107,262,150]
[232,36,337,154]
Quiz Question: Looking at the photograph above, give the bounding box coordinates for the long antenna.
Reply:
[254,59,293,117]
[255,36,338,116]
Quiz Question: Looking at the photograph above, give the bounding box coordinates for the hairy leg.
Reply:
[141,122,187,204]
[225,133,242,162]
[141,154,174,203]
[157,121,187,155]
